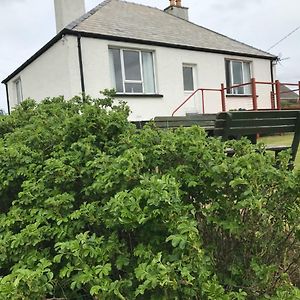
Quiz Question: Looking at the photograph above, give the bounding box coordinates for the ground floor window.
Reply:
[182,65,195,92]
[109,48,156,94]
[225,60,251,95]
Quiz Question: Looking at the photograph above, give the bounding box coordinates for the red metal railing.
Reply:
[171,87,224,116]
[171,79,300,116]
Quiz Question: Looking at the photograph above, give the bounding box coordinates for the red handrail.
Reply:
[226,82,251,89]
[280,82,299,86]
[256,81,276,85]
[171,88,201,116]
[171,79,300,116]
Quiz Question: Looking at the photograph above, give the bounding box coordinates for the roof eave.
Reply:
[70,30,276,59]
[2,28,276,84]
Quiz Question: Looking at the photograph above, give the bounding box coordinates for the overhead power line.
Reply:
[267,25,300,51]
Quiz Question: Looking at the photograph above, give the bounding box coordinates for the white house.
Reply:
[2,0,277,120]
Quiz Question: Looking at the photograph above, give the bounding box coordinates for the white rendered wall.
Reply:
[7,35,274,120]
[79,37,274,120]
[7,36,80,110]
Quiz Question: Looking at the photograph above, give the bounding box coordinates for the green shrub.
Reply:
[0,94,299,299]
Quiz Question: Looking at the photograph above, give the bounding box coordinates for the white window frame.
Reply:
[182,64,196,93]
[120,49,144,93]
[110,47,157,95]
[14,77,23,104]
[226,59,252,95]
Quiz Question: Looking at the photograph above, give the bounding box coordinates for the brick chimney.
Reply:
[164,0,189,21]
[54,0,86,33]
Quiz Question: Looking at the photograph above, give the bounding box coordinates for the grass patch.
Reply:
[259,134,300,169]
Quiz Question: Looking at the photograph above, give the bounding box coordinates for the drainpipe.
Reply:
[5,83,10,114]
[77,35,86,98]
[270,60,275,93]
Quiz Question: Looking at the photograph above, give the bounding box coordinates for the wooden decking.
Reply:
[133,114,217,133]
[132,110,300,165]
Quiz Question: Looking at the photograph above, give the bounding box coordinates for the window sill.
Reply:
[226,94,254,98]
[184,90,195,93]
[116,93,163,98]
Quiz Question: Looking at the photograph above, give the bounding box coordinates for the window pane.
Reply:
[243,62,251,94]
[142,52,155,93]
[123,50,141,80]
[243,62,251,82]
[109,49,123,93]
[183,66,194,91]
[232,61,243,84]
[125,83,143,93]
[232,61,244,94]
[226,60,252,95]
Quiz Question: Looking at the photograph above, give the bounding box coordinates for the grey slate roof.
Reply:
[2,0,276,85]
[66,0,275,58]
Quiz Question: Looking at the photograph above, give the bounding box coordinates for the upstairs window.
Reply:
[15,78,23,104]
[109,48,156,94]
[225,60,251,95]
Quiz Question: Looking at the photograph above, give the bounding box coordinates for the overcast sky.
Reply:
[0,0,299,112]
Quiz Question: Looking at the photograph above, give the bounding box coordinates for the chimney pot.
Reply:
[165,0,189,21]
[176,0,182,7]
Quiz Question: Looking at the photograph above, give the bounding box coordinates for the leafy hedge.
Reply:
[0,94,299,299]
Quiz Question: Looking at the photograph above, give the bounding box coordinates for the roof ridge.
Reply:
[120,0,164,12]
[66,0,115,30]
[114,0,274,57]
[69,0,170,31]
[70,0,274,58]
